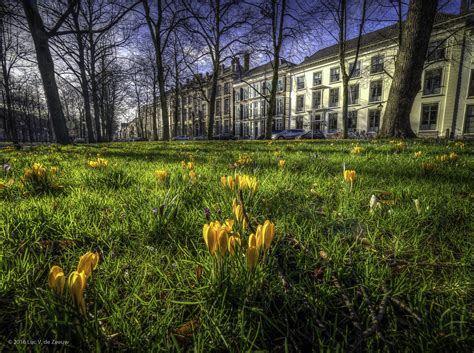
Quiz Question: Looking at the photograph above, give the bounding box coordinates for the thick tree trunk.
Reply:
[152,74,158,140]
[88,39,102,142]
[207,61,219,139]
[0,14,18,144]
[73,8,95,142]
[157,53,170,140]
[379,0,438,138]
[21,0,70,144]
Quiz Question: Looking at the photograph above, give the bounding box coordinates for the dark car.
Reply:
[193,135,207,140]
[271,129,305,140]
[214,133,237,140]
[297,130,326,140]
[172,135,190,141]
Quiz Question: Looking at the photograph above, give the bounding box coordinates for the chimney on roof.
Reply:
[231,57,240,72]
[243,53,250,72]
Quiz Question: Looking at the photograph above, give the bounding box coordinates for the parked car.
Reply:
[172,135,190,141]
[297,130,326,140]
[214,133,237,140]
[271,129,305,140]
[193,135,207,140]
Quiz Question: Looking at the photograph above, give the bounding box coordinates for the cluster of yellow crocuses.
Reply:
[48,251,99,315]
[246,220,275,269]
[155,169,170,182]
[221,174,258,193]
[351,146,362,155]
[88,158,109,168]
[202,219,241,256]
[23,163,47,180]
[233,153,253,167]
[202,217,275,270]
[436,152,459,162]
[232,198,247,230]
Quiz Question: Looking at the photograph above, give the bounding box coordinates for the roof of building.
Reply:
[302,12,459,65]
[242,59,295,78]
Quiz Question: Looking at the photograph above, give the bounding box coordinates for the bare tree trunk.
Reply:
[88,36,102,142]
[0,11,18,144]
[379,0,438,138]
[265,0,286,140]
[207,63,218,139]
[152,71,158,140]
[21,0,70,144]
[72,5,95,142]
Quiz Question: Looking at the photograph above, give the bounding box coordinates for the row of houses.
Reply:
[122,4,474,140]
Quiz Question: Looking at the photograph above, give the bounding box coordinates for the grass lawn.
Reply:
[0,140,472,352]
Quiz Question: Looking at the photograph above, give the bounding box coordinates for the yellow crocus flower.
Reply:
[228,234,241,255]
[203,223,217,254]
[343,170,356,183]
[262,220,275,251]
[220,175,227,187]
[278,159,286,168]
[351,146,362,155]
[217,229,228,256]
[414,151,422,158]
[154,169,169,182]
[248,233,257,248]
[48,265,65,295]
[255,224,263,250]
[246,246,258,270]
[68,271,87,315]
[77,252,99,279]
[449,152,459,161]
[189,170,197,182]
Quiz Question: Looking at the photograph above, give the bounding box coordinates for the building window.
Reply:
[253,102,259,117]
[276,97,284,115]
[349,60,361,77]
[277,78,284,92]
[216,99,221,115]
[217,85,222,97]
[328,113,338,132]
[465,105,474,133]
[369,80,383,102]
[368,109,380,132]
[224,119,229,133]
[296,116,303,129]
[348,111,357,131]
[469,69,474,97]
[224,97,230,115]
[224,82,230,94]
[420,103,438,130]
[260,100,265,116]
[423,69,442,95]
[330,67,340,82]
[296,95,305,112]
[266,81,272,94]
[275,119,283,131]
[296,76,305,90]
[312,90,322,109]
[313,71,322,85]
[249,102,254,117]
[371,55,384,74]
[349,84,359,104]
[235,90,240,102]
[329,88,339,107]
[426,40,445,62]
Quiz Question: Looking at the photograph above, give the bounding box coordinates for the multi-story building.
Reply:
[134,3,474,140]
[233,59,294,138]
[289,8,474,138]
